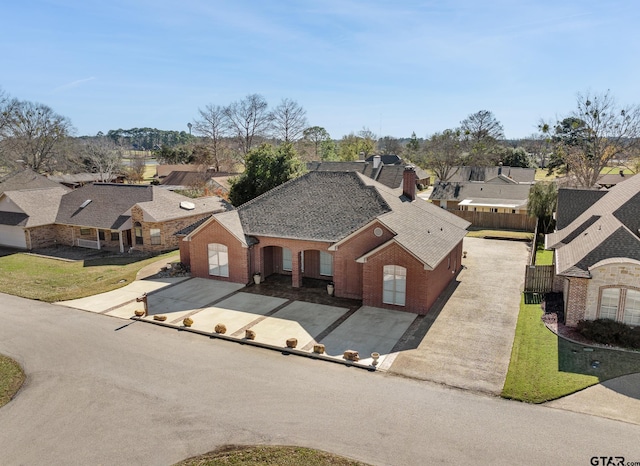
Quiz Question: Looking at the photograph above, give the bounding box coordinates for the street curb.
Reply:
[131,317,379,371]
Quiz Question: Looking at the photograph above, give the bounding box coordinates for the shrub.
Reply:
[577,319,640,349]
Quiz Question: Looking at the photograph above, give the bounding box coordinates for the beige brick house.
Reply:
[179,167,470,315]
[546,174,640,327]
[0,181,230,252]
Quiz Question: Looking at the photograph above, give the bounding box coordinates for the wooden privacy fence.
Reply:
[524,265,555,293]
[449,211,537,232]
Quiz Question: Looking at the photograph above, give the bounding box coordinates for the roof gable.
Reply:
[1,187,69,227]
[548,173,640,276]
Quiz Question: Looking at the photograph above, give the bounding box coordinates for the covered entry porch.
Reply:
[258,244,334,288]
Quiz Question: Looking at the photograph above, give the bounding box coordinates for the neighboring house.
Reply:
[0,187,69,249]
[596,170,633,189]
[440,166,536,184]
[0,167,65,195]
[54,184,230,252]
[429,182,532,214]
[48,172,124,189]
[155,164,205,179]
[160,170,235,194]
[179,167,470,315]
[429,165,536,231]
[307,157,430,190]
[546,174,640,327]
[160,170,215,190]
[0,182,230,252]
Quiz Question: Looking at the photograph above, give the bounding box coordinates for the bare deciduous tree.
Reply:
[3,100,73,172]
[271,98,308,142]
[460,109,504,165]
[422,129,464,181]
[224,94,272,160]
[77,138,124,182]
[193,104,231,171]
[547,90,640,187]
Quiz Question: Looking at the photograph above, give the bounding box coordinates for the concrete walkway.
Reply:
[389,237,529,394]
[545,373,640,425]
[56,263,417,370]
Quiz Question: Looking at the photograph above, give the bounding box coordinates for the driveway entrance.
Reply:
[389,237,529,394]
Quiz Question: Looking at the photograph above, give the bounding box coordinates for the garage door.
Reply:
[0,225,27,248]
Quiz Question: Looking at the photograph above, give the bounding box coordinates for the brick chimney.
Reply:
[402,165,417,201]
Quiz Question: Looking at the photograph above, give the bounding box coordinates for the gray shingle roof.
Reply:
[547,173,640,277]
[238,171,392,242]
[189,170,470,269]
[443,166,536,183]
[0,167,67,195]
[306,161,407,189]
[56,183,228,230]
[555,188,607,230]
[0,187,69,227]
[429,181,531,206]
[160,171,212,187]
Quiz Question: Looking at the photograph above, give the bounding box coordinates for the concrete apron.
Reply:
[58,276,418,371]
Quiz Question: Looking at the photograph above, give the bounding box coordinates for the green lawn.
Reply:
[502,295,640,403]
[0,251,178,302]
[0,354,24,408]
[175,445,369,466]
[535,248,554,266]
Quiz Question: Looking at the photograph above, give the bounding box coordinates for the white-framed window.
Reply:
[208,243,229,277]
[383,265,406,306]
[282,247,292,271]
[150,228,161,245]
[320,251,333,276]
[599,288,620,320]
[623,289,640,326]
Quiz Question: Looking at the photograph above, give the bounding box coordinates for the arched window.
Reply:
[599,288,620,320]
[623,289,640,326]
[208,243,229,277]
[383,265,406,306]
[134,222,143,245]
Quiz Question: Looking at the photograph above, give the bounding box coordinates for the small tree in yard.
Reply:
[228,142,305,206]
[527,182,557,234]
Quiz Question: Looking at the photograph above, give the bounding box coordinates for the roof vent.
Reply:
[80,199,92,209]
[180,201,195,210]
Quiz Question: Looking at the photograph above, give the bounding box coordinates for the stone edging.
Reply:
[132,316,379,371]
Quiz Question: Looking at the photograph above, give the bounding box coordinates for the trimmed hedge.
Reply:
[577,319,640,350]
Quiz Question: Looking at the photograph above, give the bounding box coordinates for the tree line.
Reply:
[2,86,640,191]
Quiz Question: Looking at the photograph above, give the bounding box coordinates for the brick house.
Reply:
[0,182,230,252]
[180,167,470,315]
[546,174,640,327]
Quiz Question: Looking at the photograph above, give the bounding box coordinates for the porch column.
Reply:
[96,229,101,250]
[292,250,302,288]
[119,231,124,253]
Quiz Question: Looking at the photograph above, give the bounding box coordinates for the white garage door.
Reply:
[0,225,27,248]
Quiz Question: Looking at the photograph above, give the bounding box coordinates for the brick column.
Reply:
[565,277,588,327]
[292,250,301,288]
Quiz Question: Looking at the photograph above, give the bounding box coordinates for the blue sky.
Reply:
[2,0,639,139]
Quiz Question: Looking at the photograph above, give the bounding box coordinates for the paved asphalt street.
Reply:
[1,293,639,466]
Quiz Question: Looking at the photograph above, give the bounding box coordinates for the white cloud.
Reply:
[53,77,96,93]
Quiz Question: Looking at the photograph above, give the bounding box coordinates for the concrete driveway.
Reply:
[57,276,417,368]
[389,237,529,394]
